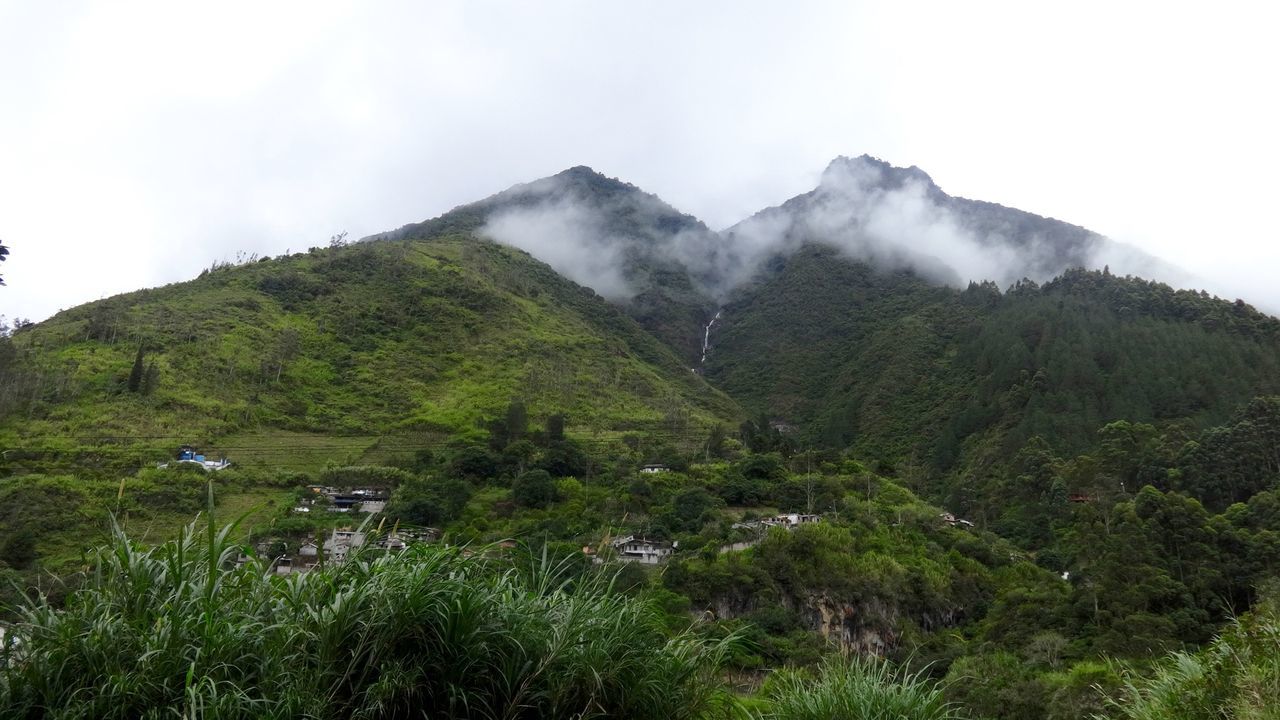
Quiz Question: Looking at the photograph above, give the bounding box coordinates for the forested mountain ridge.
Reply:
[705,244,1280,456]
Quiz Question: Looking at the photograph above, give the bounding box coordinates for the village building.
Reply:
[639,464,669,474]
[373,534,407,551]
[939,512,975,528]
[159,445,231,471]
[323,529,367,563]
[733,513,822,532]
[297,485,390,515]
[611,535,676,564]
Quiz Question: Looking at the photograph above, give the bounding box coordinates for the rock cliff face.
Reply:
[707,582,978,657]
[708,590,902,656]
[795,593,899,656]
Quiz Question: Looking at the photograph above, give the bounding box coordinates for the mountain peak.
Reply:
[822,154,938,193]
[543,165,645,200]
[556,165,608,180]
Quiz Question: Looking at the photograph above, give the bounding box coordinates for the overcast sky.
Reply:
[3,1,1279,322]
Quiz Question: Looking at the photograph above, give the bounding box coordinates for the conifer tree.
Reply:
[127,345,145,392]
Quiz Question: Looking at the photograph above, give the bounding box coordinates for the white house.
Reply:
[640,464,669,474]
[611,535,676,564]
[773,513,820,527]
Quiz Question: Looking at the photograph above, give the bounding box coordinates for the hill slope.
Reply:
[379,166,721,364]
[0,232,739,473]
[706,245,1280,461]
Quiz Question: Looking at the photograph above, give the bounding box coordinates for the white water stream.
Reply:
[700,310,722,364]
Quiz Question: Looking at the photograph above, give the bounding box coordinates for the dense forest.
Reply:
[2,162,1279,718]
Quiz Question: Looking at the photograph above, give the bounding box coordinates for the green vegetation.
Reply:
[759,658,962,720]
[711,249,1280,475]
[0,234,738,480]
[3,175,1280,717]
[385,165,721,364]
[0,467,291,573]
[0,515,741,720]
[1110,591,1280,720]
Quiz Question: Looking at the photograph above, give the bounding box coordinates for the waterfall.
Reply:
[700,310,722,364]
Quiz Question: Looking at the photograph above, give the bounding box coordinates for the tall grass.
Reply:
[756,657,964,720]
[1108,595,1280,720]
[0,511,741,719]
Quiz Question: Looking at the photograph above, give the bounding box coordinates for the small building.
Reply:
[309,486,389,514]
[323,529,367,563]
[374,534,408,552]
[640,464,669,474]
[773,513,820,527]
[401,527,441,542]
[611,535,676,564]
[734,513,822,532]
[298,542,318,559]
[162,445,231,471]
[768,420,797,434]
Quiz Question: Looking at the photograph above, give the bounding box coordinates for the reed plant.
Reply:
[0,496,741,719]
[756,657,963,720]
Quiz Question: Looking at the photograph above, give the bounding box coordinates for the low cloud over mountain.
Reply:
[470,156,1189,305]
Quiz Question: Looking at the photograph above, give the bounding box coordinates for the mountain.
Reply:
[715,155,1181,295]
[4,158,1280,720]
[377,166,721,364]
[706,248,1280,464]
[0,231,739,476]
[4,156,1276,502]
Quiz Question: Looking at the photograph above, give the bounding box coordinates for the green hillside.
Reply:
[382,165,721,364]
[0,232,739,475]
[707,247,1280,478]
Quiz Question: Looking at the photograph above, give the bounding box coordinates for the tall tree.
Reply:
[545,413,566,443]
[0,239,8,285]
[127,345,145,393]
[505,399,527,444]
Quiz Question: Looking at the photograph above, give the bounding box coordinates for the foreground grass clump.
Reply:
[0,518,739,719]
[758,658,963,720]
[1110,593,1280,720]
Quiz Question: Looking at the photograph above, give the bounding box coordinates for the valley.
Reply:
[2,157,1278,719]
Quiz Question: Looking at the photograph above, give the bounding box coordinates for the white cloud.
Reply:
[481,197,636,301]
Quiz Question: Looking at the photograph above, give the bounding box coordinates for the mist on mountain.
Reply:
[483,194,638,301]
[479,155,1189,305]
